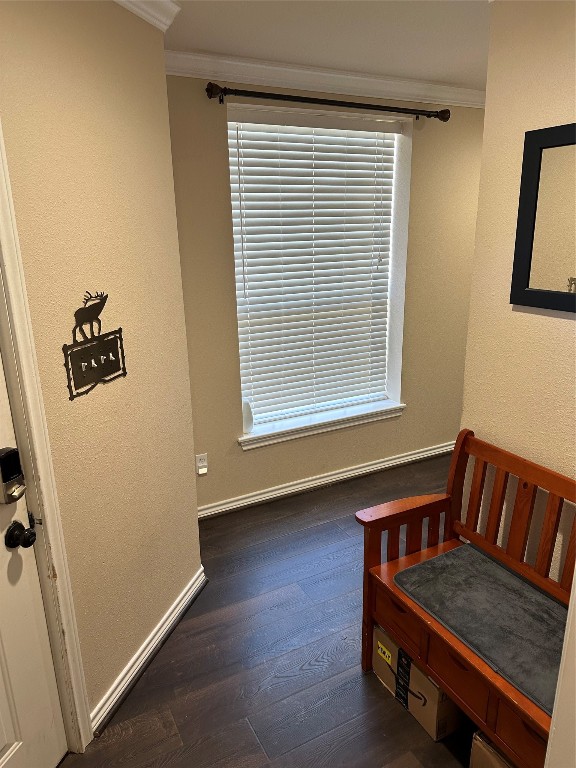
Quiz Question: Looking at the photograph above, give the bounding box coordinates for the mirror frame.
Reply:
[510,122,576,313]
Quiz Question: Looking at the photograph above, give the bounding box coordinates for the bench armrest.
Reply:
[355,493,451,532]
[356,492,452,674]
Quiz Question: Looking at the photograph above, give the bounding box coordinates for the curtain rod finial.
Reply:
[437,109,451,122]
[206,82,224,101]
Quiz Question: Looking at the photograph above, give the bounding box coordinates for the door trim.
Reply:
[0,120,92,751]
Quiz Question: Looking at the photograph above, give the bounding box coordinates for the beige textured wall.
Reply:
[462,3,575,753]
[0,2,201,708]
[461,1,575,474]
[167,76,484,509]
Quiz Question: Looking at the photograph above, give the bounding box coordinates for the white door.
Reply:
[0,347,66,768]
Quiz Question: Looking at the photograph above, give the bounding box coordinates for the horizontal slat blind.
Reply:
[228,120,397,426]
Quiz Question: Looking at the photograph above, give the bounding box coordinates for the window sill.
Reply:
[238,400,405,451]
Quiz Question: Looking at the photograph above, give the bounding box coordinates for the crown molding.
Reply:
[165,50,485,109]
[115,1,181,33]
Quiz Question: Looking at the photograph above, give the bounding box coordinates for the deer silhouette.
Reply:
[73,292,108,342]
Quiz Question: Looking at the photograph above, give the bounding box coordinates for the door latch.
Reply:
[0,447,26,504]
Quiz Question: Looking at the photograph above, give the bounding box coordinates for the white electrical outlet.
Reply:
[195,453,208,475]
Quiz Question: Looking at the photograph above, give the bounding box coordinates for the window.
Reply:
[227,105,411,449]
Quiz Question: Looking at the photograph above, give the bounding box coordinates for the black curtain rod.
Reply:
[206,82,450,122]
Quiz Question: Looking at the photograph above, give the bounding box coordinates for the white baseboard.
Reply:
[198,441,455,518]
[90,565,206,732]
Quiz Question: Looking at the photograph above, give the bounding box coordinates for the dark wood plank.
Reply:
[132,586,318,700]
[268,702,426,768]
[112,623,361,733]
[249,666,390,758]
[333,514,364,538]
[203,519,353,579]
[180,583,312,637]
[298,556,362,602]
[140,718,268,768]
[267,689,474,768]
[62,707,182,768]
[190,536,362,618]
[171,624,361,744]
[145,588,363,696]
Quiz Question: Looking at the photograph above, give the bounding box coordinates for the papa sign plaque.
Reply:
[63,292,127,400]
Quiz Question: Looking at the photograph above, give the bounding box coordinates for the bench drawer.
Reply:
[496,702,547,768]
[428,635,490,721]
[374,586,420,655]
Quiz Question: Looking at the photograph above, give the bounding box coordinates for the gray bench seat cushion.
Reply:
[393,544,567,715]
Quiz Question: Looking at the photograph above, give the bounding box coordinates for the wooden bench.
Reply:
[356,429,576,768]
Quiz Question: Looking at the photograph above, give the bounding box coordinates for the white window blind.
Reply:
[228,116,399,429]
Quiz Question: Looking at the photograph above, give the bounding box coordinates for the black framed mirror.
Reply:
[510,122,576,313]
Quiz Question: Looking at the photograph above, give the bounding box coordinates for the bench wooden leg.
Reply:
[361,595,374,672]
[361,527,380,672]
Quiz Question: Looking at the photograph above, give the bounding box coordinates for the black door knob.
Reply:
[4,520,36,549]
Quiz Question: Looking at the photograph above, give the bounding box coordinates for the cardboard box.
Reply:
[470,731,514,768]
[372,625,463,741]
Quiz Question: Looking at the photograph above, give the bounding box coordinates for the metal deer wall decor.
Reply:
[63,291,127,400]
[73,291,108,341]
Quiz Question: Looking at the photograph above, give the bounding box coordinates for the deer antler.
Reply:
[83,291,106,306]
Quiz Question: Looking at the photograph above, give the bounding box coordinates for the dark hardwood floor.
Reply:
[61,455,476,768]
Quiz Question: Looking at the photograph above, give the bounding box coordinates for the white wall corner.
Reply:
[115,1,181,33]
[90,566,206,733]
[164,50,486,109]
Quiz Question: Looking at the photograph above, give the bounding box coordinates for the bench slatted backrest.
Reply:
[448,430,576,606]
